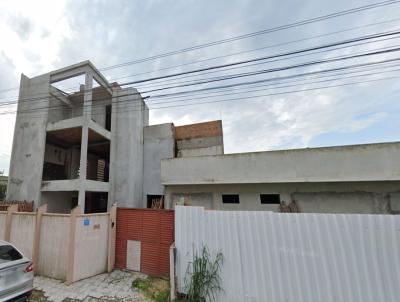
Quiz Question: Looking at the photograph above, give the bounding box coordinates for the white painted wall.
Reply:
[73,214,109,281]
[9,213,35,258]
[37,214,70,280]
[0,212,6,240]
[175,206,400,302]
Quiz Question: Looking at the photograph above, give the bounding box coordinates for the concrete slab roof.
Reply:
[49,60,112,95]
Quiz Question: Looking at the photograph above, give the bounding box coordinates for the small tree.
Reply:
[184,246,223,302]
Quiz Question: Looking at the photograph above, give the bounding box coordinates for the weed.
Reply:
[132,276,170,302]
[184,246,223,302]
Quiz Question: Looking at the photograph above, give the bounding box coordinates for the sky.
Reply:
[0,0,400,174]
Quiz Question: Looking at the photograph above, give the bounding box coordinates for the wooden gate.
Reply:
[115,208,174,276]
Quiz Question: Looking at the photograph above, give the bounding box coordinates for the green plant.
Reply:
[132,276,170,302]
[184,246,223,302]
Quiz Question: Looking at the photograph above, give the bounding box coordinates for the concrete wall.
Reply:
[73,214,109,281]
[44,144,67,165]
[293,192,391,214]
[7,74,50,206]
[178,145,223,157]
[0,212,6,240]
[162,142,400,185]
[108,88,146,208]
[47,97,70,123]
[142,123,175,207]
[9,213,35,258]
[38,214,70,280]
[164,181,400,214]
[40,191,77,213]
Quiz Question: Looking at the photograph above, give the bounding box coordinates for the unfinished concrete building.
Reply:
[161,142,400,214]
[7,61,148,212]
[6,61,223,213]
[7,61,400,214]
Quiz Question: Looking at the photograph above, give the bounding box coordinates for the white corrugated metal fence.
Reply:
[175,206,400,302]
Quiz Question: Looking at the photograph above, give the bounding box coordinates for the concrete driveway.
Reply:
[28,270,147,302]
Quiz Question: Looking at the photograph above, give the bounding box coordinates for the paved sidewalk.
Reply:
[33,270,146,302]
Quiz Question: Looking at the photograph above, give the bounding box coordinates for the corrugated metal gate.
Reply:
[115,208,174,276]
[175,206,400,302]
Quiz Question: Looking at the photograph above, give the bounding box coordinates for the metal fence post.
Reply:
[170,242,177,300]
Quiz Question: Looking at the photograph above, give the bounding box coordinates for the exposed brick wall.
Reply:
[175,120,223,140]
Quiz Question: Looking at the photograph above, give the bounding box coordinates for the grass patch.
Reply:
[132,276,170,302]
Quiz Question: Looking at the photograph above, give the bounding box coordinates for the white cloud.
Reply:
[0,0,399,175]
[0,0,71,76]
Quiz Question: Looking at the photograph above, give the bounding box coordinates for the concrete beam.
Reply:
[50,63,88,84]
[41,179,109,192]
[85,180,109,192]
[89,120,111,140]
[41,179,81,191]
[78,72,93,212]
[46,116,83,132]
[50,61,112,95]
[50,86,72,108]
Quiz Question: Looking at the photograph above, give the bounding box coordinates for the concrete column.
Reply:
[280,193,293,205]
[212,192,220,210]
[78,72,93,212]
[83,72,93,119]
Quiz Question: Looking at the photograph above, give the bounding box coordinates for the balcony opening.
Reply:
[48,75,112,126]
[43,127,110,182]
[40,191,78,213]
[85,192,108,213]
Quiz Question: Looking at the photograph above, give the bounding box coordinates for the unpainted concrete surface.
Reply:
[31,270,145,302]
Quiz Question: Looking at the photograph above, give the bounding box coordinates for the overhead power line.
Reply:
[109,17,400,82]
[120,30,400,85]
[100,0,400,71]
[3,55,400,116]
[3,73,399,118]
[2,29,399,107]
[0,7,400,93]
